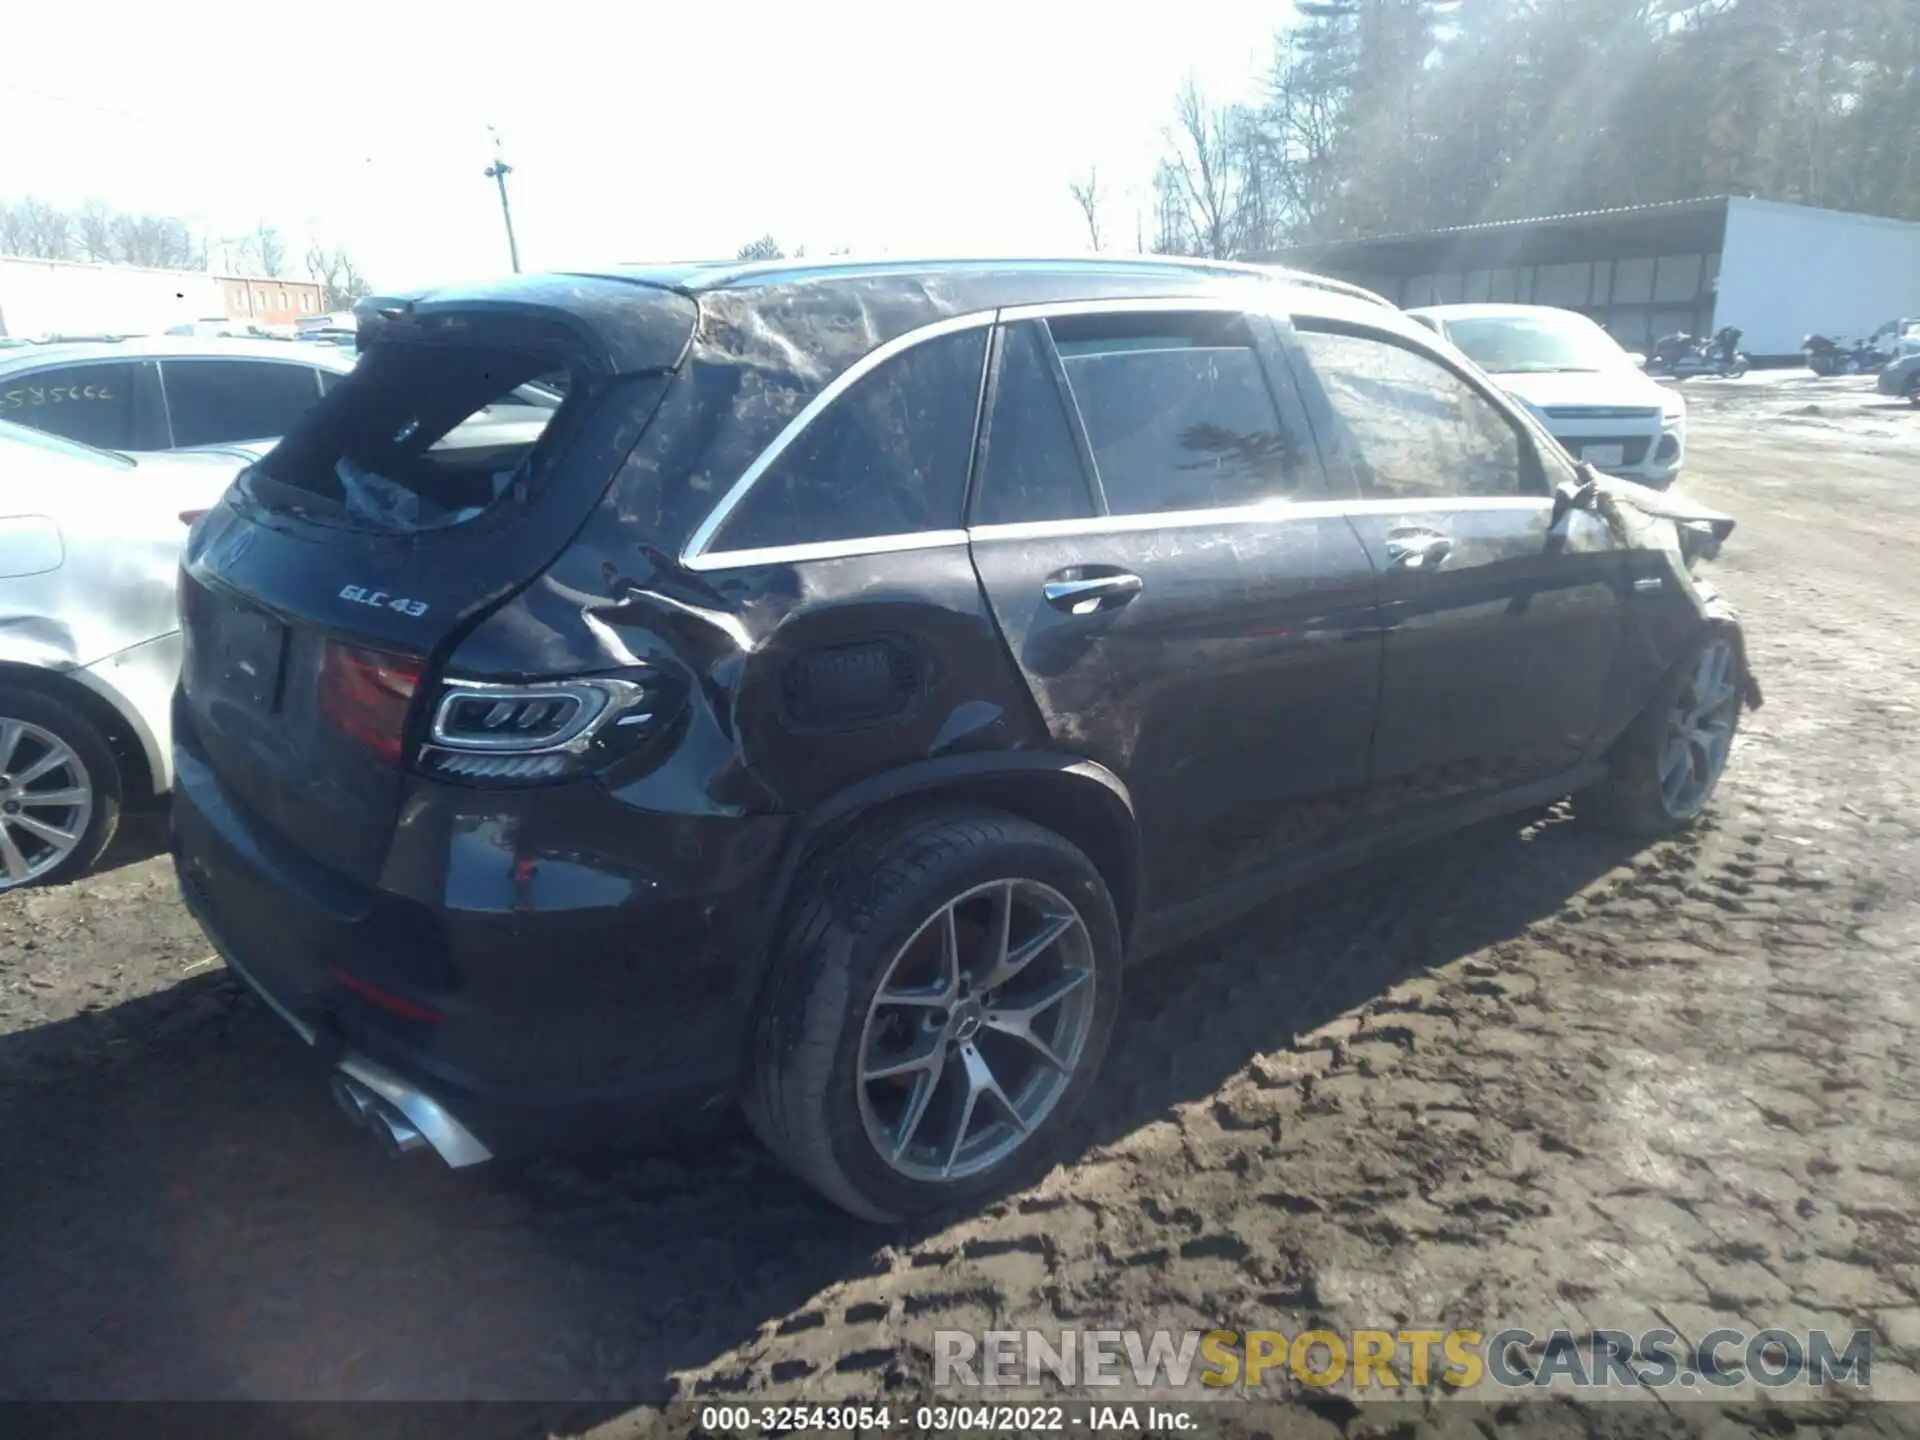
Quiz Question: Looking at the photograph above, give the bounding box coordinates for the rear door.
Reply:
[1289,320,1624,818]
[177,287,697,885]
[967,303,1381,921]
[0,360,169,450]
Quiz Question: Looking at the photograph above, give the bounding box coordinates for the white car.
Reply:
[1407,303,1686,488]
[0,421,252,888]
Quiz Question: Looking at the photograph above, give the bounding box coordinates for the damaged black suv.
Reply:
[172,257,1758,1221]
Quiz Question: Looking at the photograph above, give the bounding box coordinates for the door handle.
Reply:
[1043,571,1144,614]
[1385,530,1453,570]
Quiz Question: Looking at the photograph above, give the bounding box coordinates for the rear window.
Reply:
[240,343,572,532]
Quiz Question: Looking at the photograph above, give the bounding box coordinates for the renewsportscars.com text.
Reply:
[934,1326,1875,1392]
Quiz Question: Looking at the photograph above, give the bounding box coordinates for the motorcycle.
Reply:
[1803,331,1897,376]
[1803,333,1846,376]
[1648,327,1750,380]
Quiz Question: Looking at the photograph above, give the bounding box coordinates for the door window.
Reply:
[161,359,323,446]
[1048,311,1313,517]
[0,361,165,450]
[710,324,989,552]
[970,320,1097,526]
[1295,328,1538,500]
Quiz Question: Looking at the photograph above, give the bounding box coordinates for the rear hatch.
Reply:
[178,276,697,885]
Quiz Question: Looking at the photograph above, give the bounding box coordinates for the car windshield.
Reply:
[0,416,134,468]
[1443,312,1628,374]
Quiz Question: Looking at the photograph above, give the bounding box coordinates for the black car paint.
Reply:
[172,260,1738,1157]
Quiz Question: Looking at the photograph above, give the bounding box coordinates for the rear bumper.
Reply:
[171,725,793,1158]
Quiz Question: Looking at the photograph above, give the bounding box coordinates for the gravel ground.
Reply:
[0,372,1915,1435]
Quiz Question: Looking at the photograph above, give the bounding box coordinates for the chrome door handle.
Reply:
[1043,572,1143,613]
[1385,531,1453,570]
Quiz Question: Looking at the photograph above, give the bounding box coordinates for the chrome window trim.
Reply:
[967,494,1547,544]
[679,309,998,564]
[683,528,970,573]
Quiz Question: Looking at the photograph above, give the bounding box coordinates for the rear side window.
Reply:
[971,320,1096,527]
[709,325,989,553]
[0,361,165,450]
[1295,328,1536,500]
[1048,312,1312,516]
[162,360,321,446]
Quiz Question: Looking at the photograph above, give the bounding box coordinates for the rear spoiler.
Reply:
[351,277,697,375]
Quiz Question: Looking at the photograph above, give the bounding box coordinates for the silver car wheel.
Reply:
[1659,639,1739,819]
[0,717,95,889]
[856,878,1097,1183]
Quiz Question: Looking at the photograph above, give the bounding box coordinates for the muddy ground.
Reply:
[0,372,1916,1434]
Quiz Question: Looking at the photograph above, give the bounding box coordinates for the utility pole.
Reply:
[484,125,521,273]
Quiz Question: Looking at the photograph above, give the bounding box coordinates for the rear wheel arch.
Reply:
[0,662,150,805]
[740,753,1142,1002]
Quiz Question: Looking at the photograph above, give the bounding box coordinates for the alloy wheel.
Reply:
[856,878,1097,1183]
[1659,640,1739,818]
[0,717,94,889]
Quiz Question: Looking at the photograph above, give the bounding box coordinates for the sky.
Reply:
[8,1,1283,290]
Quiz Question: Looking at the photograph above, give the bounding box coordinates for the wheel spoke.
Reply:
[875,904,962,1008]
[10,813,74,849]
[13,745,75,786]
[0,824,29,882]
[16,788,87,809]
[890,1049,947,1160]
[980,910,1078,992]
[1659,740,1691,787]
[978,882,1013,988]
[861,1029,944,1083]
[0,722,21,776]
[944,1044,1025,1176]
[984,966,1091,1073]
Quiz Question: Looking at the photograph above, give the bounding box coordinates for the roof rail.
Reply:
[1252,265,1396,309]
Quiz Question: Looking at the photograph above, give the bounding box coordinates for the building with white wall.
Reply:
[0,257,324,340]
[1266,196,1920,360]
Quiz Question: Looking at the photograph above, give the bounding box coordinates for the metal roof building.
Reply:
[1262,196,1920,359]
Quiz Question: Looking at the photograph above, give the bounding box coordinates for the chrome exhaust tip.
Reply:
[329,1073,426,1156]
[328,1058,492,1169]
[331,1073,379,1127]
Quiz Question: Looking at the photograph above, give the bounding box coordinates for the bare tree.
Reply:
[735,234,784,261]
[0,201,30,258]
[1166,79,1241,258]
[1068,167,1103,250]
[75,200,116,262]
[245,225,289,278]
[305,243,370,310]
[16,199,74,260]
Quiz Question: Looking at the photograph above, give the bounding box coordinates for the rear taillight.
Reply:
[417,674,674,784]
[318,642,421,764]
[180,509,209,526]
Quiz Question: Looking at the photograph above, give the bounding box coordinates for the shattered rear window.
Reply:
[240,342,571,532]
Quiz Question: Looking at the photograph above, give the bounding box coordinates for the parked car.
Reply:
[1877,351,1920,406]
[173,258,1758,1221]
[0,422,253,887]
[1407,303,1688,488]
[0,335,560,455]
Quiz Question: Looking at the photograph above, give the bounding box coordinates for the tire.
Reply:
[746,807,1122,1223]
[1587,625,1743,839]
[1905,376,1920,408]
[0,687,121,890]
